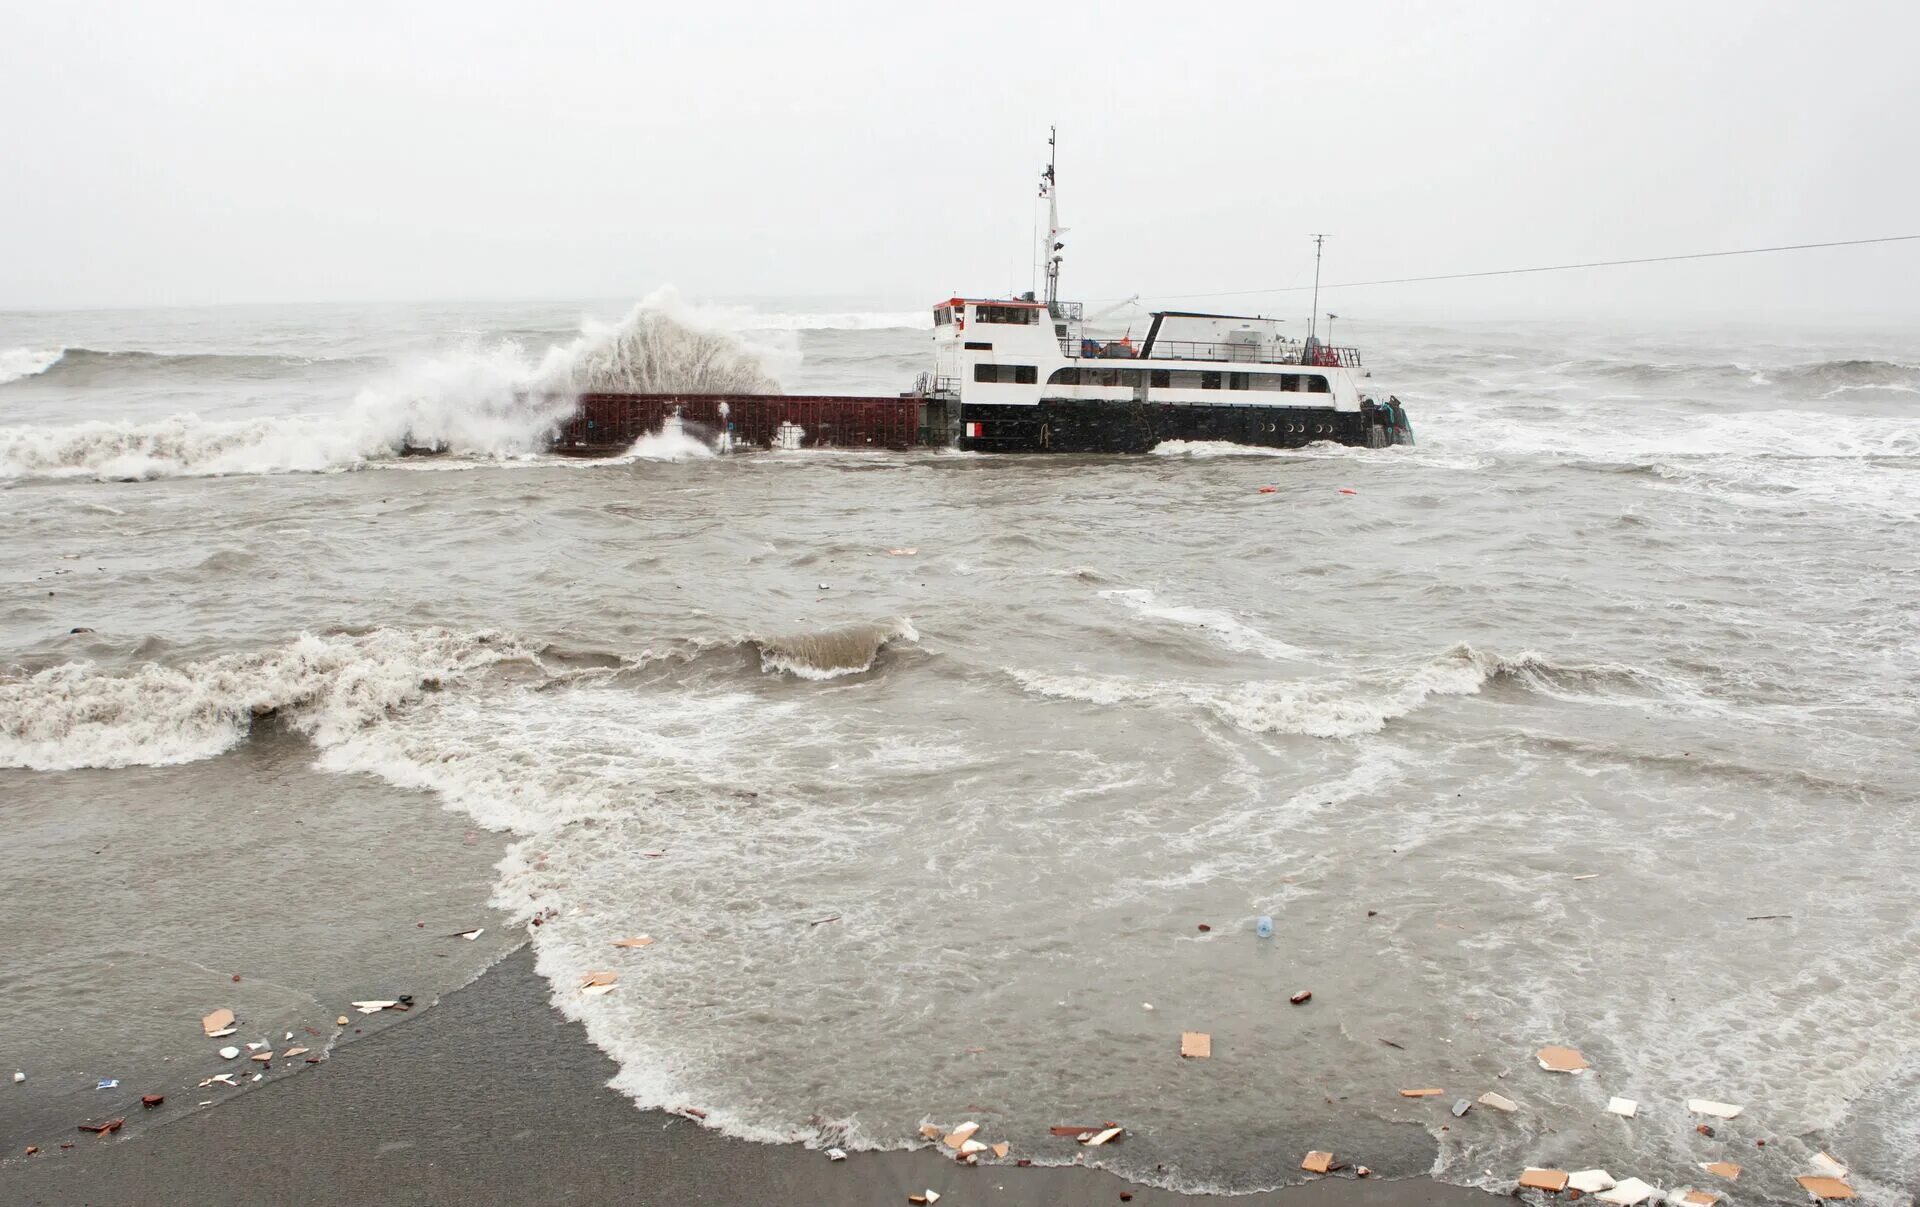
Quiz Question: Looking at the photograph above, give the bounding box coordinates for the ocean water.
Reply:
[2,293,1917,1202]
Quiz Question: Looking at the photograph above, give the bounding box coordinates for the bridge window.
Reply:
[1047,367,1081,385]
[1307,375,1331,393]
[974,364,1038,384]
[934,306,953,326]
[975,305,1039,325]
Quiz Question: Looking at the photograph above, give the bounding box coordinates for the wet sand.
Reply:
[2,947,1498,1207]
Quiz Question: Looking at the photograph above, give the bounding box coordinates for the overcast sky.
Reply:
[3,0,1916,317]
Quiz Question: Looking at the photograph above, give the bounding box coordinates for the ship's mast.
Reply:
[1308,234,1327,342]
[1039,127,1064,306]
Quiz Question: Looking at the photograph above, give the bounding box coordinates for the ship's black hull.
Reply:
[955,398,1410,454]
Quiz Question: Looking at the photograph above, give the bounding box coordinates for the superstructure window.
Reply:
[1228,372,1249,390]
[934,306,953,326]
[1200,371,1222,390]
[975,305,1039,325]
[1047,367,1082,385]
[974,364,1038,384]
[1150,369,1170,388]
[1307,375,1331,393]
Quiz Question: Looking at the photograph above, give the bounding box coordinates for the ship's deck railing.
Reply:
[1060,338,1361,367]
[912,371,960,398]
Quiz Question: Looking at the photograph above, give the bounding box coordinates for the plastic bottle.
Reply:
[1255,915,1274,938]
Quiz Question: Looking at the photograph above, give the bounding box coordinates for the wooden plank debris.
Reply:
[1536,1046,1588,1073]
[1795,1177,1856,1200]
[1686,1099,1742,1119]
[1702,1163,1741,1181]
[1400,1087,1446,1098]
[1519,1168,1569,1192]
[200,1009,235,1037]
[1301,1151,1334,1174]
[1180,1032,1211,1059]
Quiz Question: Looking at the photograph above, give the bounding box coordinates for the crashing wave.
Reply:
[0,346,66,386]
[1008,644,1663,739]
[0,627,535,770]
[753,619,920,680]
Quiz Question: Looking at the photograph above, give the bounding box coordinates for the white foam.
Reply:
[0,628,533,770]
[1100,588,1311,660]
[0,346,63,386]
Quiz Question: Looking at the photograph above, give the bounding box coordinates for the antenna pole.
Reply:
[1308,234,1326,341]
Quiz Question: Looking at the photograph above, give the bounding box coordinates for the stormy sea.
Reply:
[2,292,1916,1202]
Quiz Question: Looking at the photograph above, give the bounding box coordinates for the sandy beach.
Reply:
[2,946,1502,1207]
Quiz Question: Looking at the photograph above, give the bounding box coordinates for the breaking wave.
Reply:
[0,346,66,386]
[0,289,790,482]
[1564,356,1920,397]
[753,619,920,680]
[0,627,536,770]
[1009,645,1660,738]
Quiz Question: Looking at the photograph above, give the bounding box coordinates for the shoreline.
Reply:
[2,945,1498,1206]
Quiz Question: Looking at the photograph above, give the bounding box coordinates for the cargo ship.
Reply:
[550,136,1413,457]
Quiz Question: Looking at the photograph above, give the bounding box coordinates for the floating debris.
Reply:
[1180,1032,1211,1059]
[959,1138,988,1157]
[1302,1151,1334,1174]
[1681,1193,1720,1206]
[1451,1099,1472,1117]
[78,1118,125,1135]
[1519,1169,1569,1192]
[1400,1087,1446,1098]
[612,936,655,949]
[201,1009,236,1037]
[249,1052,273,1063]
[1050,1125,1103,1137]
[991,1142,1009,1159]
[907,1192,940,1205]
[1607,1097,1639,1118]
[942,1122,979,1150]
[1082,1127,1124,1147]
[218,1047,240,1060]
[11,1071,23,1083]
[1290,990,1313,1005]
[1795,1178,1856,1201]
[1569,1170,1617,1194]
[582,984,618,997]
[825,1147,847,1161]
[1687,1099,1743,1120]
[246,1042,266,1051]
[1597,1177,1659,1205]
[1702,1163,1740,1181]
[919,1125,941,1140]
[1479,1092,1520,1112]
[887,548,918,556]
[283,1047,309,1058]
[141,1095,164,1109]
[1810,1154,1848,1180]
[1537,1046,1589,1074]
[455,928,484,941]
[197,1075,238,1088]
[351,1001,398,1015]
[580,971,619,989]
[95,1079,118,1090]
